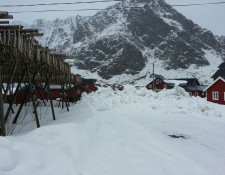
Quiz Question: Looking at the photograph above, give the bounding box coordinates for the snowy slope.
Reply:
[1,86,225,175]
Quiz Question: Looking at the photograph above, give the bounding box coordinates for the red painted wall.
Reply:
[50,89,62,100]
[146,80,168,90]
[66,86,86,99]
[16,87,48,104]
[206,79,225,105]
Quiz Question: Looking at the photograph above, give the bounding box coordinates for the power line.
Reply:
[2,1,225,8]
[0,0,121,8]
[172,1,225,7]
[10,9,104,14]
[6,1,225,14]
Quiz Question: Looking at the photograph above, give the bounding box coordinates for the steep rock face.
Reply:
[70,0,225,79]
[74,35,145,79]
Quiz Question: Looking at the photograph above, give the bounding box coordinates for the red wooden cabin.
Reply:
[146,77,174,91]
[66,79,97,101]
[205,77,225,105]
[49,78,97,102]
[79,78,97,92]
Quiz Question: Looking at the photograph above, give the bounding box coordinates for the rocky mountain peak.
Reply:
[32,0,225,82]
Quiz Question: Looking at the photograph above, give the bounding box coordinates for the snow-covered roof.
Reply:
[204,76,225,92]
[164,80,187,85]
[185,85,208,92]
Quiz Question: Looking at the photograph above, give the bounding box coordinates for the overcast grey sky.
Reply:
[0,0,224,36]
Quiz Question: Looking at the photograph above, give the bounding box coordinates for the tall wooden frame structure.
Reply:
[0,11,78,136]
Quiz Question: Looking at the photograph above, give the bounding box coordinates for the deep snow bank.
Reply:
[81,85,224,118]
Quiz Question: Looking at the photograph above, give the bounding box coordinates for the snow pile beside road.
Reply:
[81,85,224,118]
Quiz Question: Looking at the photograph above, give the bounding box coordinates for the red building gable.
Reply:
[205,77,225,105]
[146,78,174,91]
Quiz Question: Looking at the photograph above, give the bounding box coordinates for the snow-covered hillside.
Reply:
[1,86,225,175]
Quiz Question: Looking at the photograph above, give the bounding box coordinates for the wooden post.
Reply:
[46,74,56,120]
[61,83,65,109]
[34,83,47,106]
[0,66,6,136]
[12,89,29,124]
[65,82,69,111]
[4,69,25,122]
[26,64,40,128]
[61,80,69,111]
[3,61,18,102]
[152,63,155,91]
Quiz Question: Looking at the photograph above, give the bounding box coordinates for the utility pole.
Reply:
[152,63,155,91]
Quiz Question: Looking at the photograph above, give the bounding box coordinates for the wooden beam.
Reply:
[45,73,56,120]
[0,12,13,19]
[0,15,13,19]
[23,33,43,37]
[0,11,8,16]
[49,49,57,52]
[0,21,9,24]
[21,29,38,33]
[34,33,43,37]
[0,25,23,30]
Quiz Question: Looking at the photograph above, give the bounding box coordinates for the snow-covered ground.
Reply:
[1,85,225,175]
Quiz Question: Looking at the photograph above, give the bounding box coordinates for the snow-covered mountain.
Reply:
[31,0,225,83]
[30,17,78,52]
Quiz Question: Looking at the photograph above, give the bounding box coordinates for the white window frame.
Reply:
[212,91,219,100]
